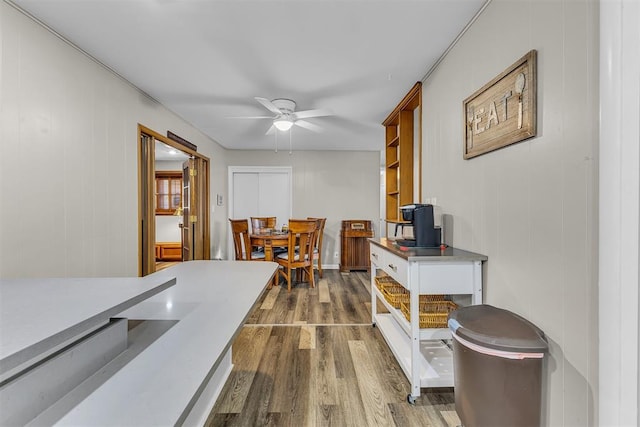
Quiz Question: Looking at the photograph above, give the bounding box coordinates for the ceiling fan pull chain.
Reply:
[289,128,292,155]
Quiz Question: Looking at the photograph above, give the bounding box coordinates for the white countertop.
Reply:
[29,260,277,426]
[0,274,176,375]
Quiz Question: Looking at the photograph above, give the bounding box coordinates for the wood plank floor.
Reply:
[156,261,181,271]
[205,270,460,427]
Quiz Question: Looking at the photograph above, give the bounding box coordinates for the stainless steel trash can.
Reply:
[448,304,548,427]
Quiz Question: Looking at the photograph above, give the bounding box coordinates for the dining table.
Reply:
[249,231,289,261]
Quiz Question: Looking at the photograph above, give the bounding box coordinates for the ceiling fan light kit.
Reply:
[273,118,294,131]
[242,96,333,135]
[271,99,296,132]
[270,98,296,112]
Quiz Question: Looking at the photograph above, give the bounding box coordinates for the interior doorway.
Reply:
[154,145,188,272]
[138,124,210,276]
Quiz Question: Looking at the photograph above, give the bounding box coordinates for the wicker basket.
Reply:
[400,300,458,329]
[375,275,449,309]
[374,274,398,292]
[419,294,448,302]
[380,286,449,308]
[375,275,410,308]
[381,283,409,308]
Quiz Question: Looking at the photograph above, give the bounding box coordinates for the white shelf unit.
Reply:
[369,239,486,402]
[375,315,454,388]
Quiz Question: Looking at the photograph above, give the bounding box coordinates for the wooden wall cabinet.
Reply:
[383,82,422,224]
[339,220,374,272]
[155,242,182,261]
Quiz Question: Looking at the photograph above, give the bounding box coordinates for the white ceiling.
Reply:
[155,141,191,161]
[11,0,486,152]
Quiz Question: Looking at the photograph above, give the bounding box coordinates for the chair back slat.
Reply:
[307,217,326,252]
[306,217,326,276]
[251,216,276,233]
[285,219,317,266]
[229,219,252,260]
[276,219,317,291]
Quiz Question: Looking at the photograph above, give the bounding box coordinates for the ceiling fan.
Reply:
[232,97,333,134]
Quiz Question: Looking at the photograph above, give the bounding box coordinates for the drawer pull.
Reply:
[372,253,379,259]
[388,264,397,272]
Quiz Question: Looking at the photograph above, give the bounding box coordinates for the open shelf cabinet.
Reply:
[383,82,422,224]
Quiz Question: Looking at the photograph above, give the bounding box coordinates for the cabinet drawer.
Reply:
[417,262,476,295]
[370,245,407,285]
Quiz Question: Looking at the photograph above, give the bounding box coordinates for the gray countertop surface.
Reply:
[1,260,278,426]
[54,260,278,426]
[0,274,176,375]
[370,238,488,262]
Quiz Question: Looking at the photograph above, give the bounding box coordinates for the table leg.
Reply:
[263,240,279,288]
[264,241,273,262]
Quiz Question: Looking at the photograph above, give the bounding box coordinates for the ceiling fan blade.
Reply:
[255,97,282,115]
[294,120,323,133]
[226,115,274,119]
[294,108,333,119]
[265,124,276,135]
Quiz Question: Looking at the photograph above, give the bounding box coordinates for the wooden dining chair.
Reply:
[308,217,327,278]
[229,219,265,261]
[276,219,317,292]
[250,216,277,233]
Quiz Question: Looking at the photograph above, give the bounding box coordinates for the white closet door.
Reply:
[232,173,259,220]
[258,172,291,230]
[228,167,292,260]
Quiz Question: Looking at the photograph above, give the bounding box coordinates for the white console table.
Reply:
[369,238,486,403]
[0,260,277,426]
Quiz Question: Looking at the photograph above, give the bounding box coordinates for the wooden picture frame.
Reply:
[463,50,537,159]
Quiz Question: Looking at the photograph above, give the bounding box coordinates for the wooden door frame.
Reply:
[138,124,210,276]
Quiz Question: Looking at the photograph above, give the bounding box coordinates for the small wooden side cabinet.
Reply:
[340,220,374,272]
[156,242,182,261]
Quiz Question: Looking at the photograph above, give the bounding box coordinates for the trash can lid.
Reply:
[448,304,548,353]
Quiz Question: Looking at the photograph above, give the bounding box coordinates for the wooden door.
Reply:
[140,133,156,275]
[182,159,194,261]
[181,157,210,262]
[193,157,210,260]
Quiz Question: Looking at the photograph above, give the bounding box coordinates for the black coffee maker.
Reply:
[396,204,441,248]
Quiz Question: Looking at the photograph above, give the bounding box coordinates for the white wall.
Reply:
[421,0,598,425]
[156,216,181,243]
[0,3,227,278]
[155,160,183,172]
[224,150,380,266]
[0,3,381,276]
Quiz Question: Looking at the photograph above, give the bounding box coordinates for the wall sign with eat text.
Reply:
[463,50,537,159]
